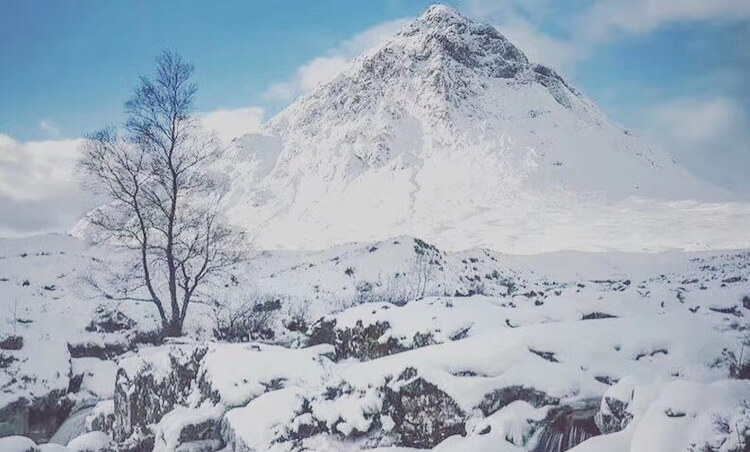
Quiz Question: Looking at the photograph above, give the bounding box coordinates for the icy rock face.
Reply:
[112,344,207,442]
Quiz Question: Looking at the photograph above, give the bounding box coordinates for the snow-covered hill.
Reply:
[218,5,750,253]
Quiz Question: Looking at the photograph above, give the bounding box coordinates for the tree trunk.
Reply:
[163,317,183,338]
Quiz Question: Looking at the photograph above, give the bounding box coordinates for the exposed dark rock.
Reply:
[0,352,17,369]
[308,319,407,361]
[581,312,618,321]
[86,305,136,333]
[382,367,466,448]
[594,375,618,386]
[68,336,133,360]
[0,335,23,350]
[478,385,559,416]
[533,400,600,452]
[635,348,668,361]
[709,305,743,317]
[595,395,633,434]
[529,348,559,363]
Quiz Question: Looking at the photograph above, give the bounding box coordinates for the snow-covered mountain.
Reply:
[220,4,750,253]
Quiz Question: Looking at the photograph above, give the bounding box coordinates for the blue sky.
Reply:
[0,0,749,235]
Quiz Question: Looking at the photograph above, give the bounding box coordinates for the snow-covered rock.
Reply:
[0,435,40,452]
[197,343,333,408]
[152,404,225,452]
[113,344,207,441]
[66,431,113,452]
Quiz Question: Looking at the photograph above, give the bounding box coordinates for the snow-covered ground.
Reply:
[1,233,749,451]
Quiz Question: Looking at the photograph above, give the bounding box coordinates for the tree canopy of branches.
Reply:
[78,51,244,337]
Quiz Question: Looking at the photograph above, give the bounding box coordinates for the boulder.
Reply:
[381,367,466,448]
[308,319,407,361]
[67,431,113,452]
[594,378,636,434]
[85,400,115,434]
[152,404,225,452]
[113,344,207,442]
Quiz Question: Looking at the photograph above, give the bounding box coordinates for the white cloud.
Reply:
[581,0,750,41]
[458,0,584,72]
[263,18,407,102]
[200,107,265,143]
[461,0,750,72]
[0,134,83,201]
[38,120,60,136]
[495,18,584,71]
[264,56,348,102]
[0,133,93,236]
[644,96,750,192]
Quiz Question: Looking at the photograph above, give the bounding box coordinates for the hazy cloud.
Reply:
[0,133,94,236]
[38,120,60,136]
[263,18,407,102]
[581,0,750,42]
[200,107,265,143]
[645,96,750,192]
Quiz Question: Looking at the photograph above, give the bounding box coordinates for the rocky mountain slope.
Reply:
[219,5,750,253]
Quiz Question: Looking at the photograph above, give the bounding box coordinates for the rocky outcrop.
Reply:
[113,344,207,442]
[308,318,438,361]
[67,333,133,360]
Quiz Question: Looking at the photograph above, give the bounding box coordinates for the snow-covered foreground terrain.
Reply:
[1,233,749,451]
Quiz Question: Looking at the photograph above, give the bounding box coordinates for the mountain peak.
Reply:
[392,5,530,81]
[419,4,468,26]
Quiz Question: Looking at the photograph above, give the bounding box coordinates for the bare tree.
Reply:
[78,50,244,337]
